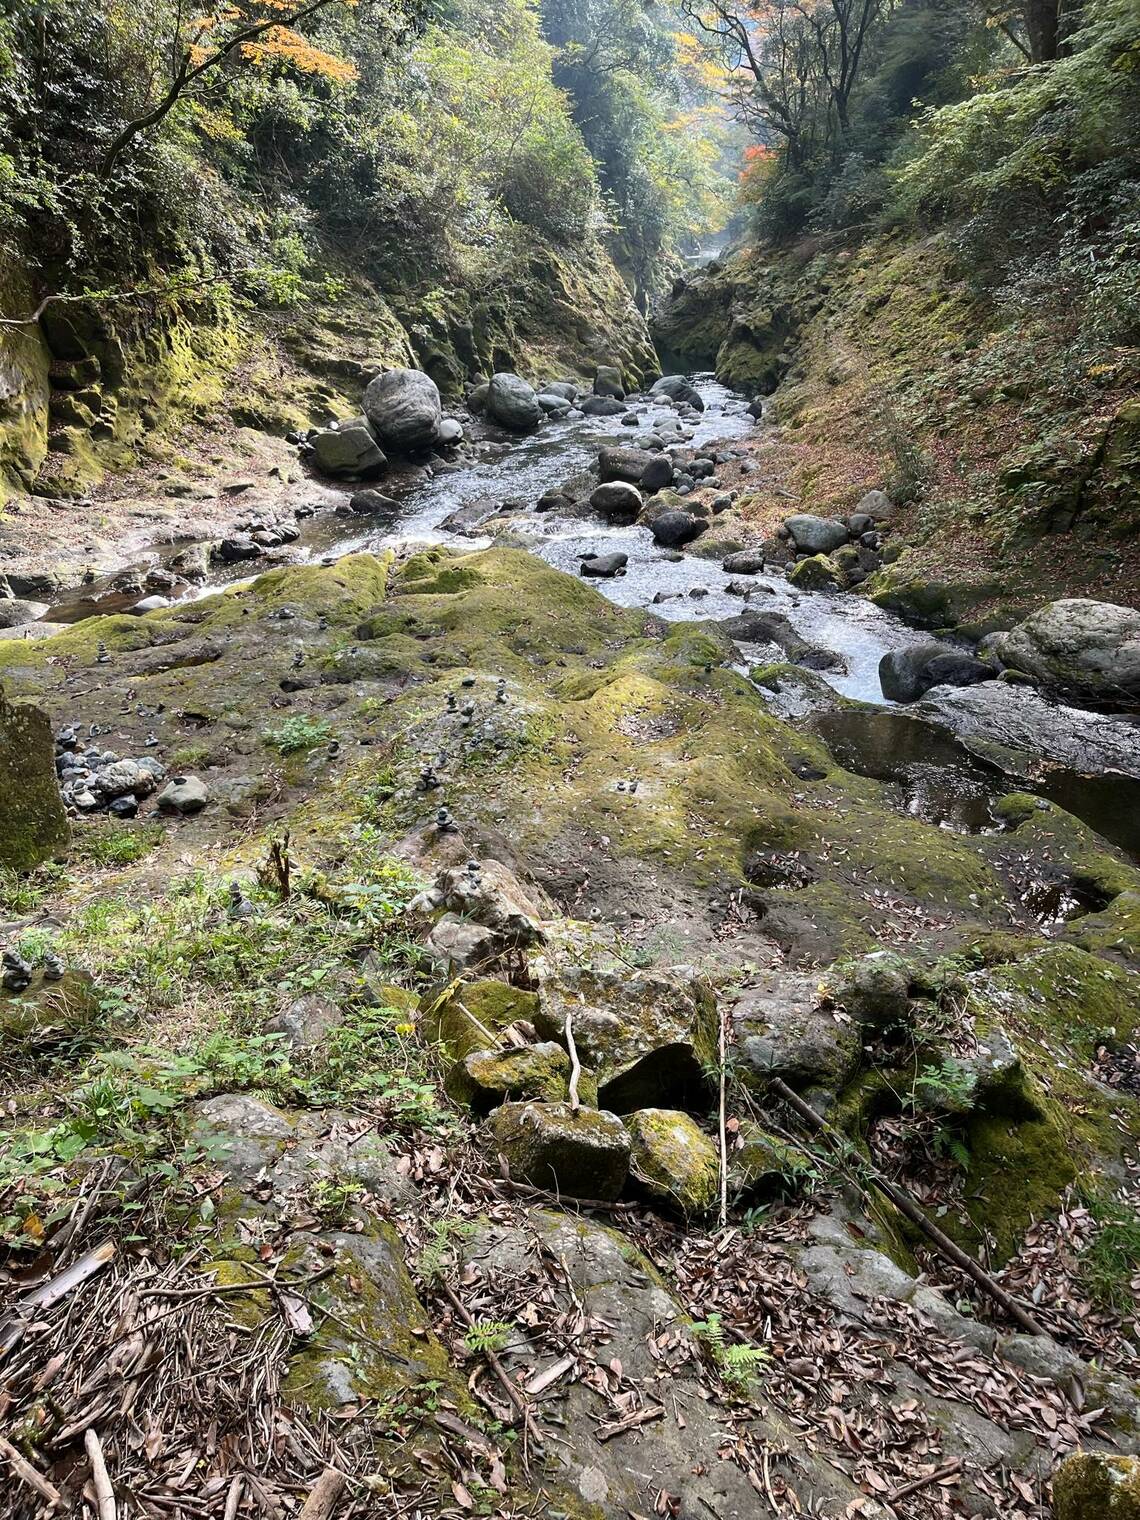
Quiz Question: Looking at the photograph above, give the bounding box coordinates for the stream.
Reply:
[32,378,1140,861]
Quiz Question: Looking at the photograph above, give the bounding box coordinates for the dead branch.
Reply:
[85,1427,117,1520]
[440,1281,545,1457]
[717,1002,729,1229]
[0,1434,62,1508]
[884,1457,962,1503]
[565,1006,582,1113]
[766,1077,1047,1337]
[297,1466,345,1520]
[595,1404,664,1441]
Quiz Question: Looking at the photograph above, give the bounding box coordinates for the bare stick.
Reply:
[884,1457,962,1503]
[565,1007,582,1113]
[0,1241,116,1354]
[0,1434,62,1508]
[297,1467,345,1520]
[223,1476,244,1520]
[85,1428,116,1520]
[717,1003,729,1228]
[595,1404,664,1441]
[767,1077,1047,1337]
[440,1282,544,1455]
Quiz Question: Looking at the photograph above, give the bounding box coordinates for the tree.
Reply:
[99,0,357,173]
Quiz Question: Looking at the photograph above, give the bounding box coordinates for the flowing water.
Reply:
[34,378,1140,859]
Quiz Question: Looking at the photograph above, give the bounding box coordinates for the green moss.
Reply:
[1053,1454,1140,1520]
[788,554,846,591]
[446,1040,583,1111]
[0,688,68,868]
[422,979,539,1061]
[625,1108,719,1215]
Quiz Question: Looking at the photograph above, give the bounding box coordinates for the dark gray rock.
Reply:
[486,372,541,431]
[784,514,849,555]
[363,367,442,452]
[580,395,626,417]
[598,446,656,483]
[639,455,674,491]
[580,553,628,578]
[593,364,625,399]
[650,375,705,411]
[722,549,766,574]
[349,488,400,515]
[649,510,706,547]
[590,481,642,523]
[721,610,842,671]
[879,642,996,703]
[309,423,386,479]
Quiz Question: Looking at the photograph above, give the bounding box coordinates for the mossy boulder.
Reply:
[729,1122,815,1203]
[0,686,67,868]
[487,1100,630,1199]
[1053,1452,1140,1520]
[625,1108,719,1215]
[833,951,912,1032]
[420,978,538,1062]
[534,965,716,1112]
[0,969,99,1048]
[733,971,862,1094]
[448,1040,598,1114]
[788,554,846,592]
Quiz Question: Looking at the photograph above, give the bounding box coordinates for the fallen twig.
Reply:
[0,1240,116,1354]
[85,1427,117,1520]
[0,1433,62,1508]
[297,1466,345,1520]
[595,1404,664,1441]
[565,1007,582,1113]
[884,1457,962,1503]
[717,1002,729,1229]
[440,1281,544,1458]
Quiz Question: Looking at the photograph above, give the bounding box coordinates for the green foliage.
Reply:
[264,716,333,753]
[688,1311,768,1392]
[907,1057,977,1117]
[1077,1189,1140,1312]
[72,822,162,867]
[463,1318,514,1355]
[0,861,68,915]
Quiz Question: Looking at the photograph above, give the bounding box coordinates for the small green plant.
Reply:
[0,862,68,914]
[74,823,162,868]
[264,716,333,754]
[308,1173,363,1226]
[908,1057,977,1117]
[688,1312,768,1392]
[463,1318,513,1356]
[417,1217,479,1281]
[1077,1192,1140,1312]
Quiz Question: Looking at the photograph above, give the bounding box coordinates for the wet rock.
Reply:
[720,609,842,670]
[788,553,846,591]
[487,1100,630,1199]
[437,417,463,445]
[639,454,674,491]
[649,509,706,547]
[156,774,209,814]
[349,488,400,514]
[580,395,626,417]
[467,380,489,412]
[0,599,44,628]
[597,445,657,483]
[650,375,705,411]
[625,1108,718,1215]
[593,364,625,399]
[449,1041,577,1114]
[536,392,570,415]
[785,514,849,554]
[216,533,263,562]
[988,598,1140,709]
[534,965,715,1112]
[486,372,541,431]
[590,481,642,523]
[1052,1453,1140,1520]
[363,367,442,452]
[309,422,386,478]
[580,553,628,578]
[169,542,209,580]
[879,642,996,702]
[722,549,766,574]
[733,971,861,1092]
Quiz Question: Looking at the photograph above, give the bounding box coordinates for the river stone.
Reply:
[169,543,209,580]
[590,481,642,523]
[784,514,849,554]
[593,364,625,399]
[487,1100,630,1199]
[639,454,674,491]
[580,395,626,417]
[1052,1453,1140,1520]
[437,417,463,445]
[733,970,862,1092]
[855,488,896,522]
[788,554,846,591]
[543,380,578,401]
[597,445,656,483]
[720,609,841,671]
[467,380,490,412]
[536,392,570,414]
[625,1109,718,1215]
[580,553,627,578]
[156,774,209,813]
[650,375,705,411]
[349,488,400,515]
[309,423,386,478]
[485,372,541,431]
[834,951,912,1032]
[723,549,765,574]
[534,965,715,1112]
[988,598,1140,708]
[363,367,442,451]
[650,510,706,547]
[448,1041,580,1114]
[0,599,45,628]
[879,642,996,702]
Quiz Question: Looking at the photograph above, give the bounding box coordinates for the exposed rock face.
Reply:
[784,514,849,555]
[486,372,541,431]
[487,1100,630,1199]
[362,367,442,451]
[0,686,67,867]
[625,1108,719,1214]
[309,422,386,478]
[733,971,861,1093]
[879,641,996,702]
[535,966,715,1112]
[989,598,1140,708]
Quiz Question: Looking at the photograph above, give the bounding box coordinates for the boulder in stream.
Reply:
[650,375,705,411]
[650,509,706,547]
[784,514,849,554]
[309,421,386,479]
[880,641,996,702]
[598,445,656,483]
[988,598,1140,709]
[486,372,541,431]
[580,553,628,578]
[593,363,625,399]
[363,367,442,451]
[590,481,642,523]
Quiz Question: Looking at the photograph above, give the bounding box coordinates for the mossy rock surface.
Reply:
[421,979,538,1062]
[625,1107,719,1215]
[448,1040,592,1114]
[487,1100,630,1200]
[788,554,846,592]
[1053,1453,1140,1520]
[0,969,99,1048]
[0,686,67,868]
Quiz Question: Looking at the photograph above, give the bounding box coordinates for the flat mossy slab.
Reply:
[420,978,538,1062]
